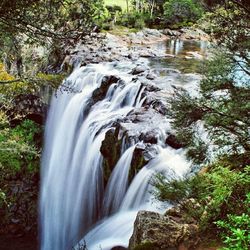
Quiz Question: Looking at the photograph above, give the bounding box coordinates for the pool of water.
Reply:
[150,39,210,74]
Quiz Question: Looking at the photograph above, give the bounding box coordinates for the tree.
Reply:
[0,0,104,42]
[163,0,203,24]
[167,0,250,165]
[0,0,105,76]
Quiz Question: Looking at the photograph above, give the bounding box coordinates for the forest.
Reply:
[0,1,249,250]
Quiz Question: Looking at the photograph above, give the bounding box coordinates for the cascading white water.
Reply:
[103,145,136,216]
[40,60,192,250]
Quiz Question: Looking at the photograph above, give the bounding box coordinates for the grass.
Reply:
[104,0,131,11]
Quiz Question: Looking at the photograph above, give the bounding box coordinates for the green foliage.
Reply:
[168,51,250,164]
[163,0,203,25]
[117,12,148,29]
[216,194,250,250]
[0,113,41,172]
[0,0,106,78]
[153,174,190,202]
[0,112,42,233]
[0,0,105,43]
[104,0,130,11]
[153,165,250,232]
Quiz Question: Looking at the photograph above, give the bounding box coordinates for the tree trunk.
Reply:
[126,0,129,12]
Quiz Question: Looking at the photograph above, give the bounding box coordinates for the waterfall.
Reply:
[40,61,191,250]
[103,145,136,216]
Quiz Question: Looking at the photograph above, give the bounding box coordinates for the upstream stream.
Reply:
[40,39,208,250]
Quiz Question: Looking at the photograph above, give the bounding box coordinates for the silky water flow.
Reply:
[40,61,191,250]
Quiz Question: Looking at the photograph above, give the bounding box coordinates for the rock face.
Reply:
[92,75,120,103]
[0,171,39,236]
[129,211,199,250]
[7,94,47,126]
[85,75,120,115]
[165,134,185,149]
[100,127,122,184]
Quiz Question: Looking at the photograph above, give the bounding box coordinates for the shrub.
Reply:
[163,0,203,25]
[216,194,250,250]
[0,115,42,172]
[0,115,42,234]
[117,12,148,29]
[153,165,250,232]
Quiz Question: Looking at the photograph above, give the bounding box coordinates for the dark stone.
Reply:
[146,73,156,80]
[111,247,128,250]
[93,75,120,102]
[139,132,158,144]
[165,134,185,149]
[143,84,160,92]
[84,75,120,116]
[131,65,149,75]
[7,94,47,126]
[151,100,168,115]
[129,146,148,182]
[100,127,122,185]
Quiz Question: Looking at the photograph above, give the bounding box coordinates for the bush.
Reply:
[0,115,42,234]
[117,12,148,29]
[0,114,42,172]
[216,194,250,250]
[163,0,203,25]
[153,165,250,232]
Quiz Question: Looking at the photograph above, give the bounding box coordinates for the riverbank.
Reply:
[63,27,209,69]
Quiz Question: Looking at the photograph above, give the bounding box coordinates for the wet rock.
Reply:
[139,131,158,144]
[146,73,157,80]
[143,28,163,38]
[131,65,149,75]
[162,29,181,37]
[129,211,199,250]
[85,75,120,115]
[92,75,120,103]
[165,134,185,149]
[143,83,160,92]
[111,247,128,250]
[151,100,168,115]
[129,145,148,182]
[100,127,122,185]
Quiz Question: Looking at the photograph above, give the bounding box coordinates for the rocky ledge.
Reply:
[62,27,209,70]
[129,210,199,250]
[129,198,204,250]
[97,63,195,185]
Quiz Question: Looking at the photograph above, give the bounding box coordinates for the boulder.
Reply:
[139,131,158,144]
[129,145,148,182]
[100,127,122,185]
[131,65,149,75]
[165,134,185,149]
[85,75,120,115]
[146,73,157,80]
[92,75,120,103]
[129,211,199,250]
